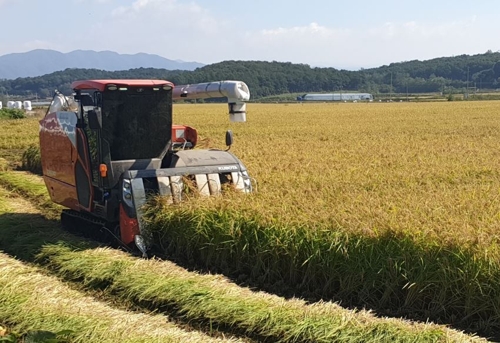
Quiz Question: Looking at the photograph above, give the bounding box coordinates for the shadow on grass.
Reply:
[144,207,500,342]
[154,239,499,341]
[0,212,96,261]
[0,212,274,343]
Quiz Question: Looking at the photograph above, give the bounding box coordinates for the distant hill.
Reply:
[0,49,204,79]
[1,51,499,99]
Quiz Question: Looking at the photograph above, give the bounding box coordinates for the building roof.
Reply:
[71,79,174,91]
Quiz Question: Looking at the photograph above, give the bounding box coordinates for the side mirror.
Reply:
[225,130,233,150]
[88,110,102,130]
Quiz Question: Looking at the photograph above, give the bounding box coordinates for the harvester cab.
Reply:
[39,79,252,256]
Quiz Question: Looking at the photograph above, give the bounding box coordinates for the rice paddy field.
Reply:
[177,101,500,245]
[147,102,500,336]
[1,101,500,341]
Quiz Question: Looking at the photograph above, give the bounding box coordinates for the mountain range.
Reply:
[0,49,204,79]
[1,50,499,99]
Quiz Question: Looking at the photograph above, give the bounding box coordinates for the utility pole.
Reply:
[390,72,393,102]
[467,66,469,88]
[466,66,469,99]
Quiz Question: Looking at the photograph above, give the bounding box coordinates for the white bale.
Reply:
[0,101,2,109]
[23,100,32,111]
[14,101,22,109]
[7,101,15,109]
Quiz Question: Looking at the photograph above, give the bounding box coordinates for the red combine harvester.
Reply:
[39,79,252,256]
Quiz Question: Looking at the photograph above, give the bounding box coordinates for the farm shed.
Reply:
[297,93,373,101]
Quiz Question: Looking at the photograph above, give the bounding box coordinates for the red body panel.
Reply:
[119,204,140,245]
[171,125,198,148]
[39,112,80,211]
[39,111,93,212]
[39,112,77,186]
[43,176,79,210]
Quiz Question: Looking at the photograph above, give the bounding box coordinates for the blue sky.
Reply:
[0,0,498,69]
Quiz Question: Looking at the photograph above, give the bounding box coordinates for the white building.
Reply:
[297,93,373,101]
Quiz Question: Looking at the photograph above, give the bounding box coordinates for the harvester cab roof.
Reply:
[39,79,252,257]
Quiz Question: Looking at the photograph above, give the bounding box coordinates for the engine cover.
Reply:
[170,149,244,168]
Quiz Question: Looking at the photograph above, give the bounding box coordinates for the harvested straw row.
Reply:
[0,252,242,343]
[38,244,485,343]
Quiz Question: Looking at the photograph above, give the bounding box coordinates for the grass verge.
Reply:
[0,170,61,219]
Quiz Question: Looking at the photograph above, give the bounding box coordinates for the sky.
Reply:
[0,0,498,70]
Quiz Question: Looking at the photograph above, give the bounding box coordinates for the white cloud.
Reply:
[261,22,345,38]
[236,23,353,66]
[355,17,481,66]
[72,0,230,61]
[110,0,220,32]
[0,0,13,7]
[235,17,486,69]
[368,17,476,40]
[13,0,487,70]
[73,0,112,3]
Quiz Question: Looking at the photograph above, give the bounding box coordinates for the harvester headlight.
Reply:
[134,235,148,258]
[163,85,172,91]
[122,179,134,208]
[107,84,117,91]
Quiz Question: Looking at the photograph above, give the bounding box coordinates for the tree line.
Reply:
[1,51,499,99]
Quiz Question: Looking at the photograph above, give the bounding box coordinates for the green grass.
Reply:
[0,108,25,119]
[0,116,39,165]
[21,144,42,175]
[0,170,62,220]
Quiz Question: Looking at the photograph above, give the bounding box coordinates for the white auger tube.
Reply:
[173,81,250,122]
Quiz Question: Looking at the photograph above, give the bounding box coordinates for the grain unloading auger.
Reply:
[39,80,252,256]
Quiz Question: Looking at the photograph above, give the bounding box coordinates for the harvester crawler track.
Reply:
[60,210,131,253]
